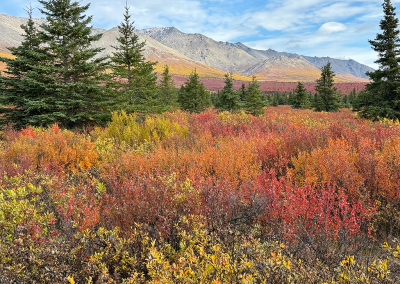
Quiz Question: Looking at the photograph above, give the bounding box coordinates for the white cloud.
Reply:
[318,22,347,34]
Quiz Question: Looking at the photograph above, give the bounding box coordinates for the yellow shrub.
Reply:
[98,111,188,148]
[218,110,251,125]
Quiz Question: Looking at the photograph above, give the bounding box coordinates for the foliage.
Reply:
[244,75,265,116]
[292,82,311,109]
[36,0,112,128]
[1,107,400,281]
[97,111,188,148]
[355,0,400,120]
[315,62,341,112]
[178,69,211,113]
[365,3,400,117]
[157,65,178,111]
[109,4,160,114]
[216,73,242,112]
[0,6,50,129]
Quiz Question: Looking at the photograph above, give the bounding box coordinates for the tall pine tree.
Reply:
[314,62,341,112]
[244,76,264,116]
[178,70,211,113]
[34,0,112,128]
[216,73,241,112]
[0,6,50,129]
[355,0,400,120]
[109,3,159,113]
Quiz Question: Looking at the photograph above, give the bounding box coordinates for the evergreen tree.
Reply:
[239,83,247,102]
[348,88,357,107]
[308,93,314,107]
[278,93,287,105]
[109,3,159,113]
[314,93,324,112]
[0,6,50,129]
[216,73,241,112]
[292,82,311,109]
[245,76,264,116]
[314,62,341,112]
[33,0,112,128]
[211,90,220,106]
[272,93,279,107]
[355,0,400,120]
[131,62,160,113]
[157,65,178,111]
[178,70,211,113]
[342,95,351,108]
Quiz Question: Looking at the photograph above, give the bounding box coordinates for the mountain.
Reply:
[138,27,260,73]
[302,56,373,79]
[228,43,373,80]
[0,13,373,83]
[140,27,374,80]
[0,14,250,81]
[242,55,328,82]
[223,42,296,61]
[0,14,45,51]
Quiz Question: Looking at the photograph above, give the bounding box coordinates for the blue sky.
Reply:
[1,0,399,68]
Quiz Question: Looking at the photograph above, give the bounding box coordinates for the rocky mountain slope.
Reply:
[138,27,260,73]
[242,55,324,82]
[0,13,372,82]
[140,27,373,80]
[0,14,45,51]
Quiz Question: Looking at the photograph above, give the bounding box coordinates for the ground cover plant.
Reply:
[0,106,400,283]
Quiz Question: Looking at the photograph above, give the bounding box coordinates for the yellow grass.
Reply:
[153,62,252,81]
[0,51,15,60]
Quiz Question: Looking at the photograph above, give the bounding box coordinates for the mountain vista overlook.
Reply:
[0,13,373,83]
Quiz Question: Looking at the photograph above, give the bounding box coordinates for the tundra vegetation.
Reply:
[1,0,400,283]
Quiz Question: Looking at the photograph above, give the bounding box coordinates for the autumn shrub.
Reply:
[146,216,395,284]
[258,173,376,265]
[1,106,400,282]
[97,111,188,148]
[1,124,98,175]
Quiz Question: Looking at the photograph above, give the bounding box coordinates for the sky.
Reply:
[1,0,399,69]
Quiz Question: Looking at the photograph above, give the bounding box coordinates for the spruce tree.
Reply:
[245,76,264,116]
[272,94,279,107]
[292,82,311,109]
[355,0,400,120]
[130,62,161,113]
[109,3,159,113]
[0,6,50,129]
[314,93,324,112]
[239,83,247,102]
[157,65,178,111]
[314,62,341,112]
[211,90,220,107]
[216,73,241,112]
[178,70,211,113]
[34,0,112,128]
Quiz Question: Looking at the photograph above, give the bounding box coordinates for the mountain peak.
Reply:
[0,13,374,81]
[138,27,182,38]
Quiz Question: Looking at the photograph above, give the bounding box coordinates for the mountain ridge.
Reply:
[0,13,372,83]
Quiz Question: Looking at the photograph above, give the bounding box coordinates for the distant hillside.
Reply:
[243,55,327,82]
[139,27,373,81]
[0,13,373,82]
[302,56,373,79]
[138,27,260,73]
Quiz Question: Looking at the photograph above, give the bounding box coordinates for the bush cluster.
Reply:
[1,106,400,282]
